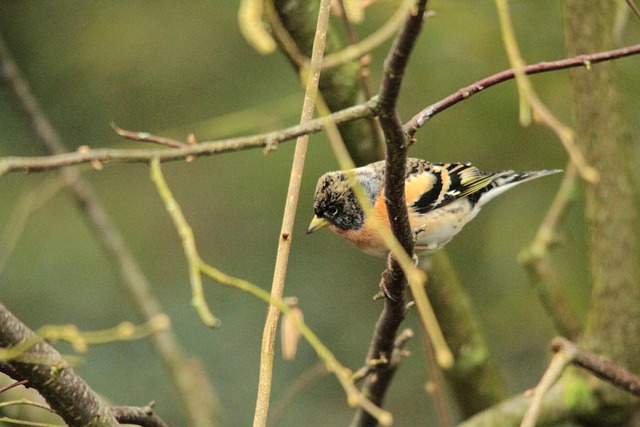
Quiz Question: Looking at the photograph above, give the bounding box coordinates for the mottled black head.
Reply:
[312,171,365,231]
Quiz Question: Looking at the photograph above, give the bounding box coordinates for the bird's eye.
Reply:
[326,205,339,218]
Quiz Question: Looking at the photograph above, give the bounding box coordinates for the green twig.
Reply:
[321,0,415,69]
[148,158,393,426]
[150,160,220,328]
[494,0,598,183]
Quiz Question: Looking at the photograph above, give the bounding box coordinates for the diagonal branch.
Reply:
[0,302,119,426]
[0,102,374,176]
[403,43,640,136]
[552,337,640,397]
[268,0,384,165]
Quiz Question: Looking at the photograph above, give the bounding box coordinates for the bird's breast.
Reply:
[411,199,478,251]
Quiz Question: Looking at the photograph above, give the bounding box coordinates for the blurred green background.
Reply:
[1,1,639,426]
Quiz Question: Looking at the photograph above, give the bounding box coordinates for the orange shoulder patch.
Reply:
[404,171,438,206]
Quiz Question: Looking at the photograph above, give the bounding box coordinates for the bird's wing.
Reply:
[408,163,502,214]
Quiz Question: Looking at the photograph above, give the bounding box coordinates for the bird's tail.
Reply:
[477,169,563,206]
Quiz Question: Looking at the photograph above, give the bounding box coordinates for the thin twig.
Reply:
[322,0,415,69]
[625,0,640,21]
[552,337,640,397]
[149,159,393,426]
[403,43,640,136]
[36,315,170,353]
[111,123,187,148]
[2,44,640,177]
[351,329,413,384]
[255,1,331,426]
[149,159,220,328]
[0,379,28,394]
[0,102,374,176]
[0,416,63,427]
[520,351,572,427]
[111,404,169,427]
[0,398,57,416]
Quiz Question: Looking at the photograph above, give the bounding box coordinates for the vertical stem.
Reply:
[253,1,331,426]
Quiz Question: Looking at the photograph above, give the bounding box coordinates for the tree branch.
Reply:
[111,404,169,427]
[0,103,374,176]
[2,44,640,177]
[0,302,119,426]
[564,1,640,421]
[254,1,332,425]
[403,43,640,137]
[352,1,429,426]
[552,337,640,398]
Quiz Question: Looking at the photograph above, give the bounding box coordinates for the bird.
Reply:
[307,158,561,257]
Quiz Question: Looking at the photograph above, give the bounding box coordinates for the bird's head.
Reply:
[307,171,365,234]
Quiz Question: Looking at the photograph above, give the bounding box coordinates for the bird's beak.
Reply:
[306,215,329,234]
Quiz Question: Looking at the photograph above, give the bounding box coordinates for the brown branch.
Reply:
[0,302,119,426]
[552,337,640,397]
[2,44,639,177]
[461,337,640,427]
[0,102,374,176]
[351,328,414,384]
[111,123,188,148]
[377,0,426,255]
[0,379,28,394]
[352,1,429,426]
[111,404,169,427]
[403,43,640,137]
